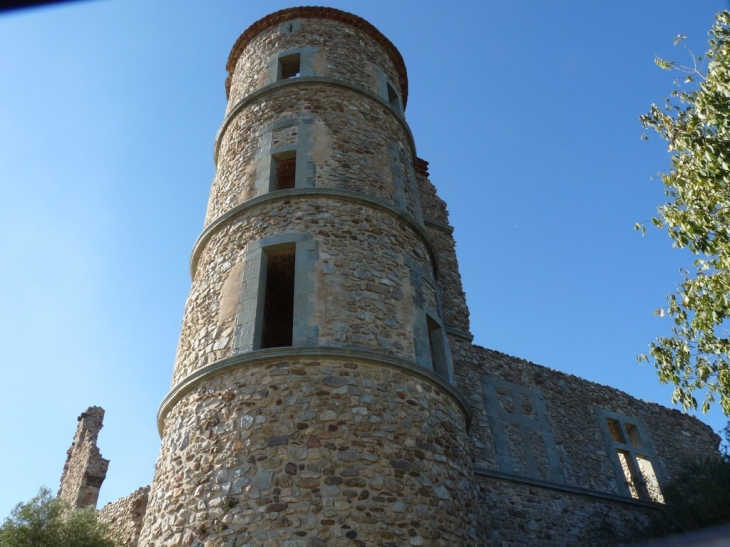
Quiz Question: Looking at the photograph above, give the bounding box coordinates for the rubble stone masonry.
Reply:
[58,406,109,509]
[99,486,150,547]
[62,7,722,547]
[139,357,476,546]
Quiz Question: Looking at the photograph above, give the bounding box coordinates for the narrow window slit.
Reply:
[261,247,296,349]
[273,152,296,190]
[387,83,399,108]
[426,315,448,379]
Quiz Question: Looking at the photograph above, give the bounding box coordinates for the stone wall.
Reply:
[416,161,471,335]
[85,8,725,546]
[174,197,437,386]
[139,356,478,547]
[476,475,652,546]
[226,16,403,115]
[58,406,109,509]
[99,486,150,547]
[414,148,721,541]
[453,343,719,492]
[450,341,721,542]
[209,84,416,228]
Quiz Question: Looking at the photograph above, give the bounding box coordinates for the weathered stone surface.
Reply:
[57,406,109,509]
[453,342,719,496]
[227,16,402,116]
[98,486,149,547]
[88,7,722,547]
[138,359,477,547]
[173,198,434,385]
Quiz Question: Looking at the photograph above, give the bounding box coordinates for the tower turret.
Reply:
[139,8,477,546]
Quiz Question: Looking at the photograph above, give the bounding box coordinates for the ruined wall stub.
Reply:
[58,406,109,509]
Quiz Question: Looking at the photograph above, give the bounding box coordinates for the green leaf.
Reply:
[639,10,730,416]
[655,56,677,71]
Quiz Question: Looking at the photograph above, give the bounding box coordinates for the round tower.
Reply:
[139,8,477,546]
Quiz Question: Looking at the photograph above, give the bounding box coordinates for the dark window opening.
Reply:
[273,152,296,190]
[261,247,295,349]
[279,54,301,80]
[426,315,448,379]
[387,83,399,108]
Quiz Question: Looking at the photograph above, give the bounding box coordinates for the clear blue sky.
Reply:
[0,0,728,517]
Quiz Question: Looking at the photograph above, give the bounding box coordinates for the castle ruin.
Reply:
[58,7,720,546]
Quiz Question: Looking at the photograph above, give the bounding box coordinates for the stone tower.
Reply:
[138,7,478,547]
[58,406,109,509]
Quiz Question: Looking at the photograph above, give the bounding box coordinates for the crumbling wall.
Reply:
[417,155,721,542]
[99,486,150,547]
[416,158,471,333]
[58,406,110,509]
[451,341,721,544]
[453,343,720,492]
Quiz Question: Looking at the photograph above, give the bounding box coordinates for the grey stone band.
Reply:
[157,346,472,436]
[446,327,474,341]
[214,76,416,167]
[423,217,455,234]
[190,187,437,279]
[474,467,660,508]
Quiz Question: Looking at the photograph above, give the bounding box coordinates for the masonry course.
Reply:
[56,7,720,547]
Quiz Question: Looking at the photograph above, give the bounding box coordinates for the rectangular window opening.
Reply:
[617,450,640,499]
[637,454,664,503]
[625,423,641,447]
[279,54,301,80]
[426,315,448,380]
[261,246,296,349]
[607,418,625,443]
[273,152,296,190]
[387,82,399,108]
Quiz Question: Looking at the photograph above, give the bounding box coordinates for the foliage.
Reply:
[643,423,730,538]
[638,10,730,415]
[0,488,115,547]
[650,456,730,535]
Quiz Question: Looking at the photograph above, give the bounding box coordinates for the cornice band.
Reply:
[158,346,471,435]
[190,188,437,280]
[474,467,660,509]
[214,77,416,168]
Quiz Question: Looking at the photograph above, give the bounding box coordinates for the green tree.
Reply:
[639,10,730,415]
[0,488,115,547]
